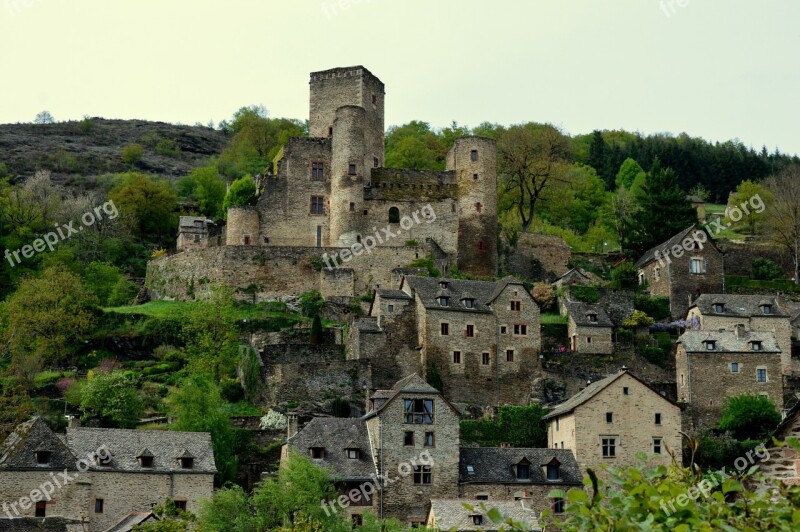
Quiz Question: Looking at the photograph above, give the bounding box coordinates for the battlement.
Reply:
[365,168,458,201]
[310,65,384,88]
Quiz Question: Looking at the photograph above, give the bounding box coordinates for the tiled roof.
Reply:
[459,447,582,485]
[66,427,216,473]
[286,418,376,481]
[428,499,541,531]
[0,418,78,470]
[690,294,789,318]
[376,289,412,300]
[636,225,719,268]
[543,372,625,419]
[565,302,613,328]
[403,275,524,314]
[678,330,781,353]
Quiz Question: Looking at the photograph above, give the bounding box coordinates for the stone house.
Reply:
[553,268,604,292]
[348,275,541,406]
[457,447,582,517]
[427,499,541,531]
[686,294,793,375]
[755,401,800,488]
[635,225,724,320]
[176,216,215,252]
[565,302,613,354]
[676,329,784,427]
[0,418,215,532]
[543,370,682,474]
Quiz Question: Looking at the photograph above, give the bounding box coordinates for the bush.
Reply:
[407,256,440,277]
[299,290,324,318]
[752,258,784,281]
[571,285,599,304]
[623,310,655,328]
[531,283,556,311]
[121,143,144,165]
[155,138,181,158]
[638,345,668,367]
[718,394,781,440]
[219,379,245,403]
[610,260,638,289]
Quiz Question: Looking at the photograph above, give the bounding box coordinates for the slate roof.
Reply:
[402,275,526,314]
[106,512,159,532]
[0,418,78,470]
[690,294,789,318]
[365,373,456,420]
[678,330,781,353]
[354,317,382,332]
[286,417,376,481]
[66,427,216,473]
[555,268,604,286]
[459,447,582,485]
[376,289,412,300]
[565,302,613,328]
[635,225,719,268]
[428,499,541,531]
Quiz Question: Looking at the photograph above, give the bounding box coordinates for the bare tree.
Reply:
[498,123,571,232]
[763,165,800,283]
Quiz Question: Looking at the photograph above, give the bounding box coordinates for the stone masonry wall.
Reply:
[503,234,571,282]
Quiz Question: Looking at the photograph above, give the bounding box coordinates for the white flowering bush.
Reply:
[259,409,288,430]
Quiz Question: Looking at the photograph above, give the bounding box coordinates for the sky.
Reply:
[0,0,798,154]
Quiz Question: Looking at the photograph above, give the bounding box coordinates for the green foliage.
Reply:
[181,287,240,383]
[223,175,258,214]
[177,166,228,220]
[623,310,655,328]
[155,138,181,158]
[690,429,763,470]
[80,371,144,428]
[240,346,262,398]
[299,290,325,318]
[570,285,599,304]
[122,143,145,165]
[615,157,646,189]
[752,258,784,281]
[109,173,178,243]
[84,261,138,307]
[0,162,9,177]
[610,260,638,290]
[634,295,671,321]
[718,394,782,440]
[308,256,325,271]
[461,404,550,448]
[638,345,668,368]
[407,256,440,278]
[727,179,771,235]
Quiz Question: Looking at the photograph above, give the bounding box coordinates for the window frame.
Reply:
[506,349,514,362]
[310,195,325,215]
[413,465,432,485]
[481,352,490,365]
[601,437,617,458]
[424,432,435,447]
[440,322,449,336]
[403,398,434,424]
[95,498,104,514]
[513,323,528,336]
[310,161,324,181]
[756,368,767,383]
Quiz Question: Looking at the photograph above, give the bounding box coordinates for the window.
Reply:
[472,515,483,526]
[653,438,662,455]
[762,304,773,314]
[311,447,325,459]
[349,202,355,212]
[403,399,434,424]
[555,418,559,431]
[506,349,514,362]
[374,157,379,167]
[263,236,269,244]
[465,324,475,337]
[475,202,482,213]
[356,235,361,243]
[35,501,46,517]
[174,501,187,512]
[180,457,194,469]
[731,362,740,374]
[440,323,449,336]
[500,325,508,334]
[546,462,560,480]
[553,498,565,515]
[310,196,325,215]
[438,297,449,307]
[439,281,449,289]
[35,451,51,465]
[243,235,251,246]
[477,241,485,252]
[654,267,661,281]
[470,149,478,162]
[751,341,762,351]
[587,336,592,344]
[194,234,200,243]
[139,455,154,468]
[513,324,527,336]
[466,465,475,475]
[311,161,324,181]
[346,449,360,459]
[655,413,662,425]
[424,432,435,447]
[413,465,432,484]
[388,207,400,223]
[453,351,462,364]
[363,209,368,215]
[476,494,488,500]
[328,125,333,136]
[463,298,474,309]
[588,313,598,323]
[372,94,377,104]
[606,412,613,423]
[516,463,530,480]
[680,374,685,386]
[714,303,725,313]
[704,340,716,351]
[404,431,414,446]
[623,387,629,395]
[473,173,479,180]
[690,258,706,274]
[387,304,394,313]
[510,301,521,312]
[348,163,356,175]
[95,499,104,513]
[482,352,490,365]
[602,438,616,457]
[352,514,364,526]
[757,368,767,383]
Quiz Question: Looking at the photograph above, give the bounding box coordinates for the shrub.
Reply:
[299,290,324,317]
[635,295,671,321]
[155,138,181,157]
[121,143,144,165]
[259,409,288,430]
[718,394,781,440]
[571,285,599,304]
[752,258,784,281]
[623,310,655,328]
[610,260,638,289]
[531,283,556,311]
[638,345,667,367]
[219,379,244,403]
[407,256,440,277]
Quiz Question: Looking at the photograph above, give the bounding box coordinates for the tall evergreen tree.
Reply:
[587,130,612,188]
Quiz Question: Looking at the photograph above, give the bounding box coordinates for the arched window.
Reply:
[388,207,400,223]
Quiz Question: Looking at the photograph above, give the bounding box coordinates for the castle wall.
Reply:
[330,106,368,246]
[226,206,260,246]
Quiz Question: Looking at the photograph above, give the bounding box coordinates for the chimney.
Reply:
[500,442,512,449]
[66,415,81,428]
[287,414,299,439]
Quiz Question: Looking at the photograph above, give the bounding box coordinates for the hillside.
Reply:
[0,118,229,186]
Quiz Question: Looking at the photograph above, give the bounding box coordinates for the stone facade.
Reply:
[544,371,682,475]
[503,234,571,283]
[636,226,724,320]
[676,330,784,428]
[176,216,215,252]
[756,402,800,487]
[565,302,614,355]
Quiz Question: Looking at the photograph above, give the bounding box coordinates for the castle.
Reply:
[150,66,499,301]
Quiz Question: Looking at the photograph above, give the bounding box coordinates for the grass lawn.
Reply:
[541,313,568,325]
[104,300,306,322]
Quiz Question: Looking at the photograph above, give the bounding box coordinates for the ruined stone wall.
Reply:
[261,359,370,405]
[503,234,571,282]
[716,240,793,278]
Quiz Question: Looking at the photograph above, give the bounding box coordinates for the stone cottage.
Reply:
[426,499,542,531]
[543,370,682,475]
[676,329,784,427]
[565,302,614,354]
[348,275,542,406]
[0,418,215,532]
[635,225,724,320]
[686,294,793,375]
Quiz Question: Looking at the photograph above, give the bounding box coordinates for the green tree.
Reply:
[299,290,325,318]
[461,404,550,447]
[167,375,239,485]
[122,143,145,165]
[752,258,784,281]
[763,165,800,284]
[223,175,258,214]
[109,173,178,242]
[615,157,646,189]
[727,179,771,235]
[718,394,781,440]
[80,371,144,428]
[178,166,227,219]
[84,261,138,307]
[181,287,239,383]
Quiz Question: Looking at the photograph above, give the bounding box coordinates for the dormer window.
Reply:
[704,340,716,351]
[35,451,51,465]
[713,303,724,313]
[137,449,154,468]
[751,341,763,351]
[516,462,530,480]
[546,458,561,481]
[346,448,360,459]
[180,457,194,469]
[472,515,483,525]
[466,465,475,475]
[438,297,449,307]
[761,305,773,315]
[310,447,325,459]
[587,313,598,323]
[463,298,474,309]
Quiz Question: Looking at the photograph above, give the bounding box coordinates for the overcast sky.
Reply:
[1,0,797,153]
